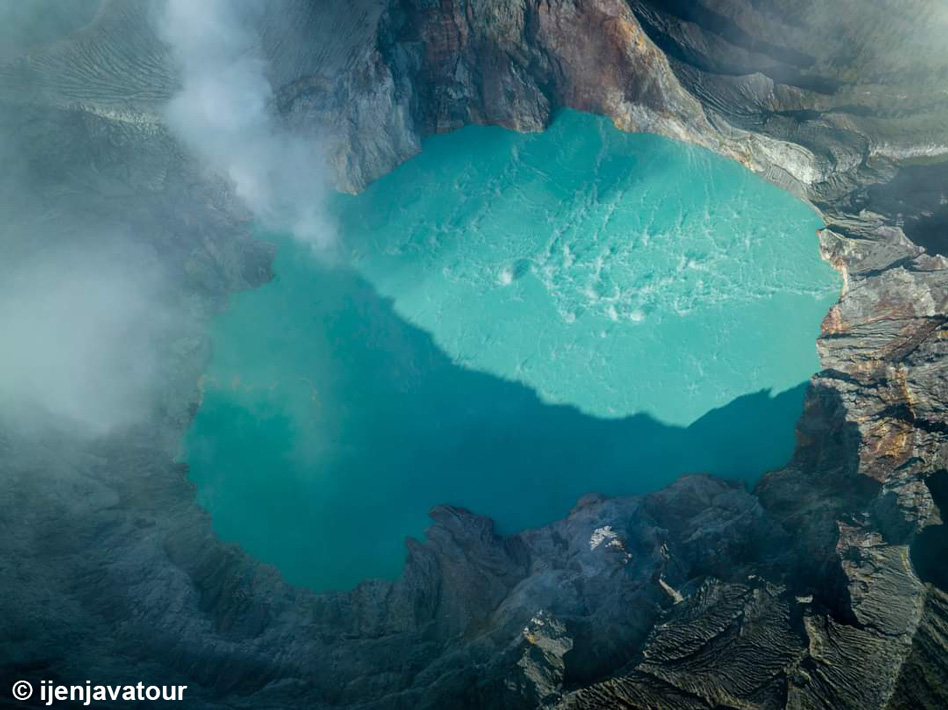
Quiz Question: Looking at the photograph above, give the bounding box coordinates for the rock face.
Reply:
[1,1,947,708]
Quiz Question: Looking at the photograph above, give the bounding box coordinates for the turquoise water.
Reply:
[185,111,840,591]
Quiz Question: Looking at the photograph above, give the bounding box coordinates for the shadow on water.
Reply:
[188,264,811,592]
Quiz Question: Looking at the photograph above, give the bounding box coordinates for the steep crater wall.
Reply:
[1,1,947,708]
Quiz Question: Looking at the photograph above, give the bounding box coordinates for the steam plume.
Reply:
[0,240,169,434]
[158,0,334,247]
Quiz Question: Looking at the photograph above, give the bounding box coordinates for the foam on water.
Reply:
[184,111,840,591]
[342,111,838,424]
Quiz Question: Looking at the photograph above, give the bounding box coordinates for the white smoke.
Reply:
[157,0,334,248]
[0,240,170,435]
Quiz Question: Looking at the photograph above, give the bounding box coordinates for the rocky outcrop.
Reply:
[1,0,947,708]
[1,430,779,709]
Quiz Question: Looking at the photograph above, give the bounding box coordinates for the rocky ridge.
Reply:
[1,1,947,708]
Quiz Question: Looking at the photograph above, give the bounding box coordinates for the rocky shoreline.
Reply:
[1,1,946,708]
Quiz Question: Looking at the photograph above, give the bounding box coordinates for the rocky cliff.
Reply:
[1,1,946,708]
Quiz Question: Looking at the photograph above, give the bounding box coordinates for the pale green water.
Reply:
[185,111,840,591]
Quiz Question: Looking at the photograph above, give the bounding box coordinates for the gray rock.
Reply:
[2,1,948,708]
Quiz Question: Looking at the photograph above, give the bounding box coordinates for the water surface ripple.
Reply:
[185,111,840,590]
